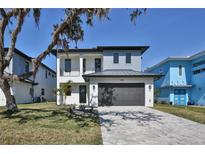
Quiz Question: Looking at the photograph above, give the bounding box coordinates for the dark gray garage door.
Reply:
[98,83,145,106]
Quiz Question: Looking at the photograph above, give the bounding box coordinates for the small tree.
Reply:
[56,81,72,105]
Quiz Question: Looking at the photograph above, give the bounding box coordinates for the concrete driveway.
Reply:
[98,106,205,144]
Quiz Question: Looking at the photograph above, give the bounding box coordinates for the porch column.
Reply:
[79,54,83,76]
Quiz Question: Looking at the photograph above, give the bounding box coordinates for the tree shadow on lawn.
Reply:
[0,107,100,128]
[98,110,164,131]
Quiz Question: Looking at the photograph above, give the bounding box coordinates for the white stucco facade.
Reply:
[103,50,142,71]
[56,46,156,107]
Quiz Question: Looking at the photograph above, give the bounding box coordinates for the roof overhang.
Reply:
[52,46,150,56]
[161,85,193,88]
[82,70,163,81]
[146,57,190,72]
[97,46,149,55]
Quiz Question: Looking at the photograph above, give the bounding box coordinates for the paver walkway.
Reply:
[98,106,205,144]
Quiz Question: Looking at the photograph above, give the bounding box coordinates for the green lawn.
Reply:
[154,103,205,125]
[0,102,102,145]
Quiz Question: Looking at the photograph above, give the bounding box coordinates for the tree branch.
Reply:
[0,9,14,75]
[0,9,6,18]
[1,71,33,81]
[4,9,29,69]
[32,21,68,77]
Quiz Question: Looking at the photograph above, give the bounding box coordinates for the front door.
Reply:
[79,85,86,103]
[174,89,186,106]
[95,58,101,72]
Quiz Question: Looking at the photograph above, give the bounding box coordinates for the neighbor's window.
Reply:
[193,69,201,75]
[179,65,182,76]
[159,68,163,74]
[65,59,71,72]
[126,53,131,64]
[45,70,47,79]
[25,61,29,73]
[113,53,119,64]
[41,88,45,96]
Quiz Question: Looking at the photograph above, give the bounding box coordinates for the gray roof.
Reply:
[52,46,149,56]
[83,69,162,78]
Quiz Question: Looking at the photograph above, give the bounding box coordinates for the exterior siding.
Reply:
[13,53,32,79]
[103,50,142,71]
[0,88,6,106]
[12,81,33,104]
[169,61,191,86]
[191,54,205,105]
[150,62,170,88]
[34,65,56,102]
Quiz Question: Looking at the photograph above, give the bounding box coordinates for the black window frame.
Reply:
[179,65,182,76]
[65,59,71,72]
[45,70,47,79]
[126,53,131,64]
[193,69,201,75]
[83,58,86,73]
[113,53,119,64]
[41,88,45,96]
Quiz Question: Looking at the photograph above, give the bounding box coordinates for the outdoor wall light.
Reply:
[93,85,96,91]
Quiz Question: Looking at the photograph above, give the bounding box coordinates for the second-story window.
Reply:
[25,61,29,73]
[45,70,47,79]
[113,53,119,64]
[83,58,86,73]
[65,59,71,72]
[179,65,182,76]
[126,53,131,64]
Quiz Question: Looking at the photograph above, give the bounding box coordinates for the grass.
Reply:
[154,103,205,125]
[0,102,102,145]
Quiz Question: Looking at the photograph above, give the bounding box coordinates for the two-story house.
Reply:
[56,46,160,107]
[146,49,205,106]
[0,48,56,106]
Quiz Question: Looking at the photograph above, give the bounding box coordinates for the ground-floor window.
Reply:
[41,88,45,96]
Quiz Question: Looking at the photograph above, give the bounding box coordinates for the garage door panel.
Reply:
[98,83,145,106]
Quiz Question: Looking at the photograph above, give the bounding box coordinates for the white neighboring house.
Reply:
[56,46,161,107]
[0,48,56,106]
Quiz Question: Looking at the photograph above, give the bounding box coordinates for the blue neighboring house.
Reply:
[146,50,205,106]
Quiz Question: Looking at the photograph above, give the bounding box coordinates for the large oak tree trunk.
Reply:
[0,78,18,112]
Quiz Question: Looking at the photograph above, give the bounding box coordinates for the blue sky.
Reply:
[4,8,205,71]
